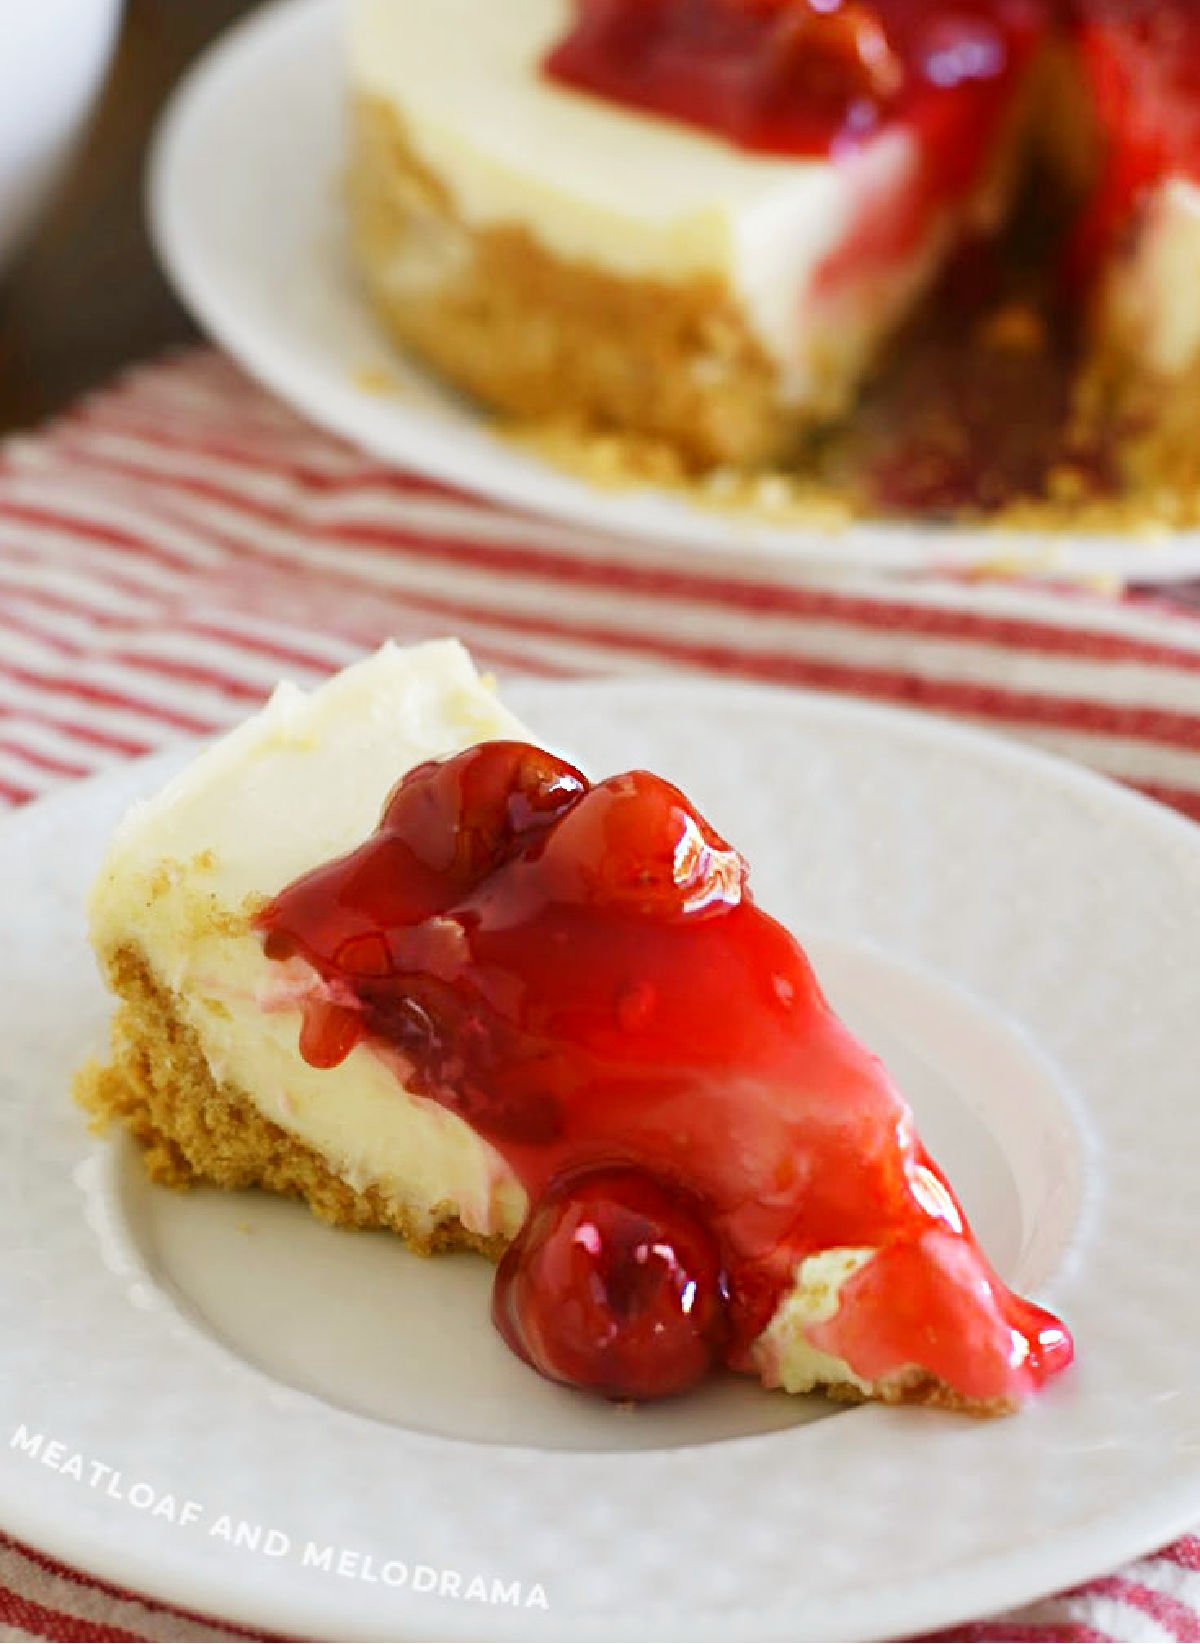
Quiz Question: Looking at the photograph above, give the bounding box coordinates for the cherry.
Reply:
[380,741,587,891]
[752,2,906,113]
[262,742,587,977]
[492,1169,730,1401]
[535,772,746,920]
[546,0,1039,158]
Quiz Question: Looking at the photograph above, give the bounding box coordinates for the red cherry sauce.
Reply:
[1069,2,1200,283]
[546,0,1048,270]
[258,741,1072,1404]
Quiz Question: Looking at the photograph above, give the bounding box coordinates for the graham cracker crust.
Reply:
[821,1372,1013,1419]
[75,946,506,1261]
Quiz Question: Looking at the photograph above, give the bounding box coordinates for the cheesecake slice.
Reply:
[79,640,1072,1410]
[347,0,1044,468]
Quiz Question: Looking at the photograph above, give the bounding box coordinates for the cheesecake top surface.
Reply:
[90,639,531,937]
[349,0,849,271]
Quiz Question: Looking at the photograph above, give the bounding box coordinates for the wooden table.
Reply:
[0,0,259,435]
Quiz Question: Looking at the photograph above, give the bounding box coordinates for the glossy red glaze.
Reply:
[545,0,1046,269]
[259,740,1073,1404]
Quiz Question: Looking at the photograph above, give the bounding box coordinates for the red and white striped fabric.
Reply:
[3,346,1200,1643]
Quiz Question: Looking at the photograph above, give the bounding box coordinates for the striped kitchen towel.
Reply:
[2,346,1200,1643]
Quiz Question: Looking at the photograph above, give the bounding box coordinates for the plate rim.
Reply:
[6,667,1200,852]
[145,0,1200,585]
[4,672,1200,1640]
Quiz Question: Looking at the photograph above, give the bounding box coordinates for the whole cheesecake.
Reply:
[79,640,1072,1410]
[347,0,1044,468]
[347,0,1200,513]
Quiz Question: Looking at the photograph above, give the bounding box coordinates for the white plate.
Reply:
[148,0,1200,584]
[4,675,1200,1641]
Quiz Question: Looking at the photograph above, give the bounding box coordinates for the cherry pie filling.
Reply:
[259,741,1072,1404]
[546,0,1200,245]
[546,0,1048,269]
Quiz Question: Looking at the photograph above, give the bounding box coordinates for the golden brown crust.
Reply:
[503,328,1200,542]
[1074,342,1200,531]
[821,1372,1015,1419]
[75,946,506,1261]
[347,95,792,470]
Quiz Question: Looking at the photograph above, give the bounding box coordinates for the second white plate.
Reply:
[2,676,1200,1640]
[149,0,1200,583]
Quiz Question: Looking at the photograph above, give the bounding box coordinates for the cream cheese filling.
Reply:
[89,641,534,1238]
[753,1248,880,1396]
[181,936,527,1240]
[91,638,877,1389]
